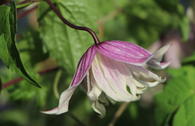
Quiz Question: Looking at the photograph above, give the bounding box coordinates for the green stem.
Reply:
[53,70,62,99]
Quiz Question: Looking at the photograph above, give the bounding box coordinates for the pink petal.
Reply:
[96,41,152,65]
[71,46,96,86]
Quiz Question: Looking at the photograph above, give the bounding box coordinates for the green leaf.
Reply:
[0,66,51,107]
[16,31,49,66]
[39,0,98,73]
[123,0,187,47]
[155,66,195,126]
[173,95,195,126]
[0,3,40,87]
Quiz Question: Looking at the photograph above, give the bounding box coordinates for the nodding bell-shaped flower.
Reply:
[42,40,170,117]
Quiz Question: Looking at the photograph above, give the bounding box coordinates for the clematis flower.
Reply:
[42,40,169,116]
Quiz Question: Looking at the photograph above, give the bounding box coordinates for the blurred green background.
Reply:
[0,0,195,126]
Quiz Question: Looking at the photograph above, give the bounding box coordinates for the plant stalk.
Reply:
[44,0,100,45]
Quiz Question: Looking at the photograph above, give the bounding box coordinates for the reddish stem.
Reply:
[44,0,100,45]
[1,66,59,90]
[2,77,23,89]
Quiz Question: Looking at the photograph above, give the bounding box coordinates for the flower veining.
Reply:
[42,40,170,117]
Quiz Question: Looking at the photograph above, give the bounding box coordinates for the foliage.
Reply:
[39,0,97,73]
[123,0,189,47]
[0,2,40,87]
[155,66,195,126]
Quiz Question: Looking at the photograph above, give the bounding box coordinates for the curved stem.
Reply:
[44,0,100,45]
[53,69,62,99]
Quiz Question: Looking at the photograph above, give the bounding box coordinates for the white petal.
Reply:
[87,70,106,117]
[87,70,102,101]
[91,54,138,102]
[147,44,170,70]
[140,80,160,87]
[129,65,161,82]
[152,44,170,61]
[98,93,111,105]
[42,86,76,115]
[92,101,106,118]
[147,60,170,70]
[128,64,166,88]
[127,77,146,95]
[138,75,165,87]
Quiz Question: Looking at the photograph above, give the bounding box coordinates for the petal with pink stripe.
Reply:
[96,41,152,65]
[91,54,139,102]
[71,46,96,87]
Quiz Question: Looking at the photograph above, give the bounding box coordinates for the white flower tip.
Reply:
[140,80,159,87]
[41,87,76,115]
[161,77,166,83]
[160,61,171,69]
[92,101,106,118]
[152,44,171,62]
[41,107,68,115]
[157,44,171,56]
[162,44,171,52]
[148,81,160,87]
[148,61,170,70]
[41,108,58,115]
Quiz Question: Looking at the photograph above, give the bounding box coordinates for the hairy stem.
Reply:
[44,0,100,45]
